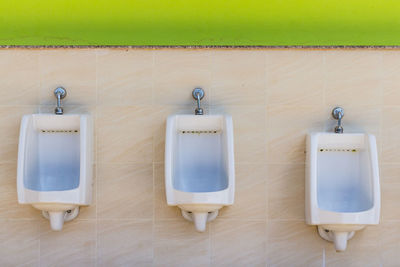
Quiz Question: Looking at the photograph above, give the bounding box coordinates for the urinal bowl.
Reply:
[17,114,93,231]
[306,133,380,251]
[165,115,235,232]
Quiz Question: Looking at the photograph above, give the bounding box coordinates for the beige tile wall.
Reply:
[0,48,398,267]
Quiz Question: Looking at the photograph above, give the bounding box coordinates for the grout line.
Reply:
[95,50,99,107]
[208,217,212,267]
[35,52,40,108]
[95,160,98,266]
[380,162,400,166]
[208,50,214,108]
[0,104,42,108]
[151,49,155,106]
[0,218,42,221]
[264,51,269,166]
[94,97,99,267]
[96,161,154,165]
[58,103,270,109]
[265,104,269,164]
[95,216,98,267]
[264,162,306,166]
[94,218,153,222]
[266,219,309,222]
[265,162,269,230]
[379,105,400,108]
[265,51,269,107]
[38,222,41,267]
[152,162,156,266]
[379,53,384,163]
[38,50,43,108]
[322,52,326,110]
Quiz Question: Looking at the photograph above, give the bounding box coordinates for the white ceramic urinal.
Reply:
[165,114,235,232]
[17,114,93,230]
[306,132,380,251]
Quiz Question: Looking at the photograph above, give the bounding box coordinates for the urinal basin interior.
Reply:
[171,115,229,193]
[316,134,374,213]
[22,115,81,191]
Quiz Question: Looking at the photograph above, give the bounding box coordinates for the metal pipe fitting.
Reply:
[332,107,344,133]
[54,87,67,115]
[192,88,204,115]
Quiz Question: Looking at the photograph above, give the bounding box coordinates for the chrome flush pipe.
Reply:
[192,88,204,115]
[54,87,67,115]
[332,107,344,133]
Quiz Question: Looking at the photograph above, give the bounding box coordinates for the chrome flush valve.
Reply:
[54,87,67,115]
[192,88,204,115]
[332,107,344,133]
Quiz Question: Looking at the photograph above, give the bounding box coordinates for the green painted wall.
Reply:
[0,0,399,46]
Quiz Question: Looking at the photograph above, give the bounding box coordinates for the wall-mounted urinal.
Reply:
[306,107,380,252]
[17,87,93,230]
[165,88,235,232]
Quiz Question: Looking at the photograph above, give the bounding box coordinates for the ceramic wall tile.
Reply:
[0,163,40,219]
[267,105,325,163]
[267,164,305,220]
[98,220,153,266]
[0,50,40,105]
[267,221,324,267]
[210,220,266,266]
[324,51,383,107]
[211,106,267,163]
[219,164,267,220]
[39,50,97,106]
[382,51,400,106]
[154,163,181,220]
[211,50,266,106]
[0,220,40,267]
[0,106,38,163]
[97,106,155,163]
[0,48,396,266]
[154,220,210,267]
[97,50,153,106]
[39,220,96,267]
[379,222,400,266]
[154,50,212,106]
[266,50,324,106]
[97,163,153,219]
[382,107,400,163]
